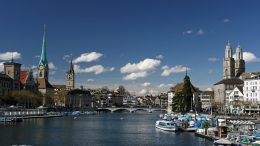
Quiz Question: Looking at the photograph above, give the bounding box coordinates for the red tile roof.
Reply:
[20,71,28,85]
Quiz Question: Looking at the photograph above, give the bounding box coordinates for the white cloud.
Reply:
[156,54,164,59]
[73,52,103,63]
[0,62,4,72]
[148,89,159,95]
[63,54,70,61]
[243,52,260,63]
[232,52,260,63]
[208,57,219,62]
[158,83,173,88]
[35,55,40,58]
[49,71,56,75]
[87,78,95,82]
[161,65,191,76]
[74,64,114,74]
[120,58,161,80]
[223,18,230,23]
[139,89,148,95]
[197,29,204,36]
[0,52,21,60]
[182,30,193,36]
[48,62,57,70]
[142,82,151,87]
[208,69,214,74]
[123,72,148,80]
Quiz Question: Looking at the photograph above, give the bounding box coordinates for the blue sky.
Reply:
[0,0,260,95]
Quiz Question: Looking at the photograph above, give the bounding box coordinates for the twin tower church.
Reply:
[37,25,75,94]
[223,41,245,79]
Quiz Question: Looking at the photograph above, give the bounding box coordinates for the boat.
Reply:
[0,116,23,122]
[179,120,198,132]
[213,138,232,146]
[155,120,179,132]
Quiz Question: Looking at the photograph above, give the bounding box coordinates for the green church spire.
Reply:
[39,24,48,66]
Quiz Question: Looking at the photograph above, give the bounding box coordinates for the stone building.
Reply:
[0,73,13,96]
[66,89,94,109]
[223,42,245,79]
[214,42,245,111]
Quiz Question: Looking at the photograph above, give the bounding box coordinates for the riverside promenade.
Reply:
[0,107,62,122]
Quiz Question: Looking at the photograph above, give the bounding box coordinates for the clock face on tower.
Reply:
[67,74,72,79]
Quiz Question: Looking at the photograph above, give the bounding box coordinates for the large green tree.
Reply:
[172,74,193,113]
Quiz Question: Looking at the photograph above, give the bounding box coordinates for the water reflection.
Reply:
[0,112,212,146]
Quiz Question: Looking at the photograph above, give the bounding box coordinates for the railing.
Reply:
[0,109,46,116]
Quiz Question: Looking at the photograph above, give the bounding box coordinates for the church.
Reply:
[213,42,245,110]
[36,25,54,96]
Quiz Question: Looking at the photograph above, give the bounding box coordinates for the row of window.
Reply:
[0,81,12,88]
[245,81,260,85]
[246,93,258,97]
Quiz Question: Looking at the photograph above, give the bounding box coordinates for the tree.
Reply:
[172,74,194,113]
[117,85,130,96]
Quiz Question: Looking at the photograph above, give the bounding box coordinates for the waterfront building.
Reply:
[199,90,214,111]
[36,25,53,95]
[66,60,75,90]
[4,60,21,91]
[123,96,137,106]
[243,74,260,113]
[20,70,37,92]
[66,89,94,108]
[167,92,174,113]
[213,78,244,111]
[0,59,38,96]
[0,73,13,96]
[227,86,244,114]
[159,95,168,108]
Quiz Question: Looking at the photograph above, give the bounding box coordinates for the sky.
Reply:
[0,0,260,95]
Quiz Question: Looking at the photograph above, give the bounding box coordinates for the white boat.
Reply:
[155,120,179,132]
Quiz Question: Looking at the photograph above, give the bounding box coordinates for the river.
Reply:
[0,111,212,146]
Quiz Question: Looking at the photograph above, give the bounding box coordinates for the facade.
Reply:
[227,86,244,114]
[214,78,244,107]
[167,92,174,113]
[199,90,214,110]
[4,61,21,90]
[66,89,94,108]
[159,95,168,108]
[123,96,137,106]
[243,75,260,113]
[0,73,13,96]
[20,70,37,91]
[66,60,75,90]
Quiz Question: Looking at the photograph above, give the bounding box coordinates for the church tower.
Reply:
[4,58,21,90]
[235,44,245,77]
[223,41,235,79]
[66,60,75,90]
[38,25,49,80]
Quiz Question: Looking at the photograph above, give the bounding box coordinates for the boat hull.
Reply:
[156,125,178,131]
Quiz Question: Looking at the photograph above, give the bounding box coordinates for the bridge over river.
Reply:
[97,107,166,113]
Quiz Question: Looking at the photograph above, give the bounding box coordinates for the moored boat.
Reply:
[155,120,179,132]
